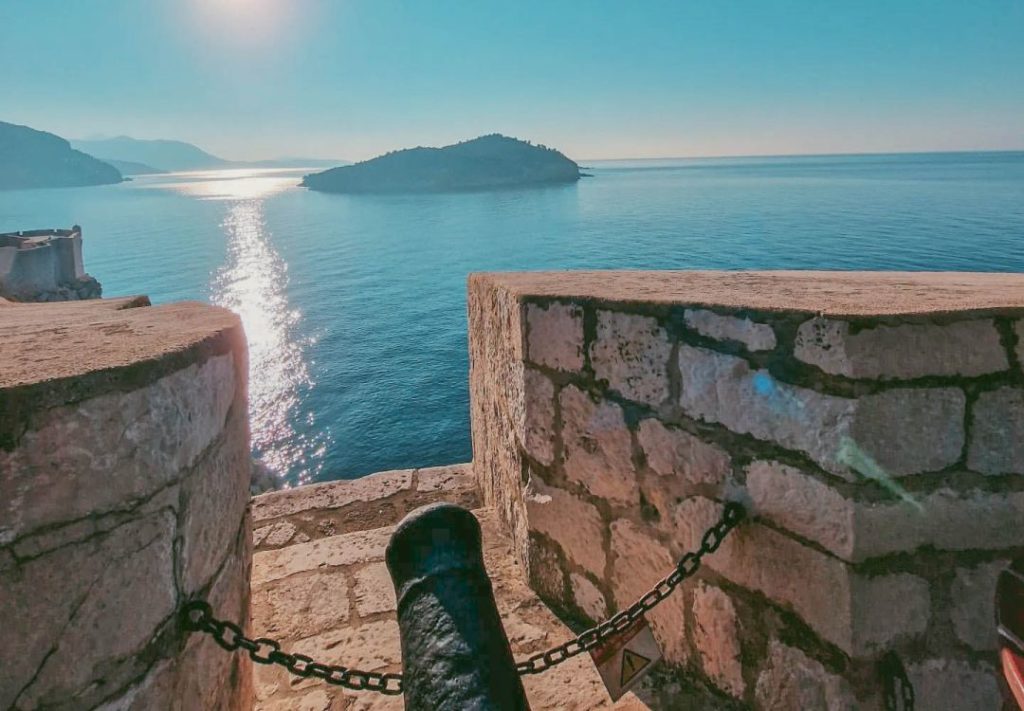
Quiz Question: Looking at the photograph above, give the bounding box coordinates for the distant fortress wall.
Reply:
[0,226,99,301]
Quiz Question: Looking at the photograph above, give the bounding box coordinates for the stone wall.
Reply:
[0,296,252,710]
[468,271,1024,710]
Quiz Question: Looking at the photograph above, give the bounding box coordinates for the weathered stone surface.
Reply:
[746,460,854,557]
[590,310,672,406]
[415,463,476,494]
[610,519,688,664]
[968,387,1024,475]
[523,367,556,465]
[526,301,584,371]
[253,526,392,584]
[795,317,1007,378]
[951,560,1006,651]
[749,460,1024,562]
[570,572,608,621]
[524,477,607,577]
[180,408,251,594]
[712,521,930,655]
[685,308,777,352]
[559,385,639,506]
[253,571,350,640]
[850,387,965,477]
[5,512,177,710]
[754,640,858,711]
[353,562,396,616]
[252,468,413,523]
[906,659,1002,711]
[692,582,744,698]
[0,353,235,544]
[1017,320,1024,364]
[637,420,730,515]
[665,496,726,556]
[254,521,297,549]
[678,345,965,477]
[679,345,855,474]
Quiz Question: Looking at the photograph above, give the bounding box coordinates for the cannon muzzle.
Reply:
[386,503,530,711]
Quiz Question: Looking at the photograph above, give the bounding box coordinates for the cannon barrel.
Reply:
[386,503,530,710]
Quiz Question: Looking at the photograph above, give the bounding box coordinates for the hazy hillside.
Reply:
[0,121,123,190]
[71,136,229,172]
[103,158,167,175]
[302,134,580,193]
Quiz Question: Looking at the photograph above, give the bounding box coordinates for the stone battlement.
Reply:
[468,270,1024,709]
[0,225,101,302]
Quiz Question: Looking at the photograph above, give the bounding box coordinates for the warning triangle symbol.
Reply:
[620,648,652,687]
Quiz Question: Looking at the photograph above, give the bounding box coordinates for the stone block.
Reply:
[254,521,298,549]
[252,468,413,523]
[415,463,476,493]
[637,420,730,516]
[0,353,235,544]
[570,572,608,621]
[559,385,639,506]
[906,659,1002,711]
[968,387,1024,475]
[180,408,251,594]
[253,570,350,641]
[795,317,1007,378]
[590,310,672,406]
[526,301,584,371]
[748,460,1024,561]
[665,496,726,556]
[523,368,556,465]
[850,387,965,477]
[754,640,858,711]
[691,582,744,698]
[684,308,777,352]
[5,511,177,709]
[637,419,731,485]
[950,560,1006,651]
[678,345,965,477]
[711,521,930,655]
[609,519,688,664]
[524,477,607,578]
[353,562,396,617]
[253,526,392,585]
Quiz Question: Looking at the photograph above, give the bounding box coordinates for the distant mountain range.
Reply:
[0,121,123,190]
[302,134,580,194]
[72,136,348,173]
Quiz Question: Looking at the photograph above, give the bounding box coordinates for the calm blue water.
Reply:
[2,152,1022,486]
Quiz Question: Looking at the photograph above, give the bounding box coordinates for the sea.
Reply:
[2,151,1022,487]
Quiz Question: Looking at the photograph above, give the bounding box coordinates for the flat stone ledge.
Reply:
[471,270,1024,317]
[251,464,479,550]
[0,297,244,450]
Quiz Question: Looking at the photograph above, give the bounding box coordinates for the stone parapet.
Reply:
[468,270,1024,710]
[0,297,252,710]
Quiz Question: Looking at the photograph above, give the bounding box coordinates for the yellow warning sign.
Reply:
[589,615,662,701]
[620,648,652,686]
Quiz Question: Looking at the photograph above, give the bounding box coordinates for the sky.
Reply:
[1,0,1023,162]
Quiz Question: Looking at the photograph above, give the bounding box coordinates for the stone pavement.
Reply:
[249,465,705,710]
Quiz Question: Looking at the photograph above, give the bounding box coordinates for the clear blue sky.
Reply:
[2,0,1022,161]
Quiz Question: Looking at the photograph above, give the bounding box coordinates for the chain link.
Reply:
[181,501,746,694]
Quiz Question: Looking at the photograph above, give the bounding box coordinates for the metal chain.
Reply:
[181,501,746,695]
[515,500,745,675]
[879,651,915,711]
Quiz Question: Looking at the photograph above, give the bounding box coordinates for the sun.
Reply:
[188,0,292,47]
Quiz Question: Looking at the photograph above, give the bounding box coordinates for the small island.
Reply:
[301,134,580,194]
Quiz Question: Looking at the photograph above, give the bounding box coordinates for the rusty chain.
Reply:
[182,500,745,695]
